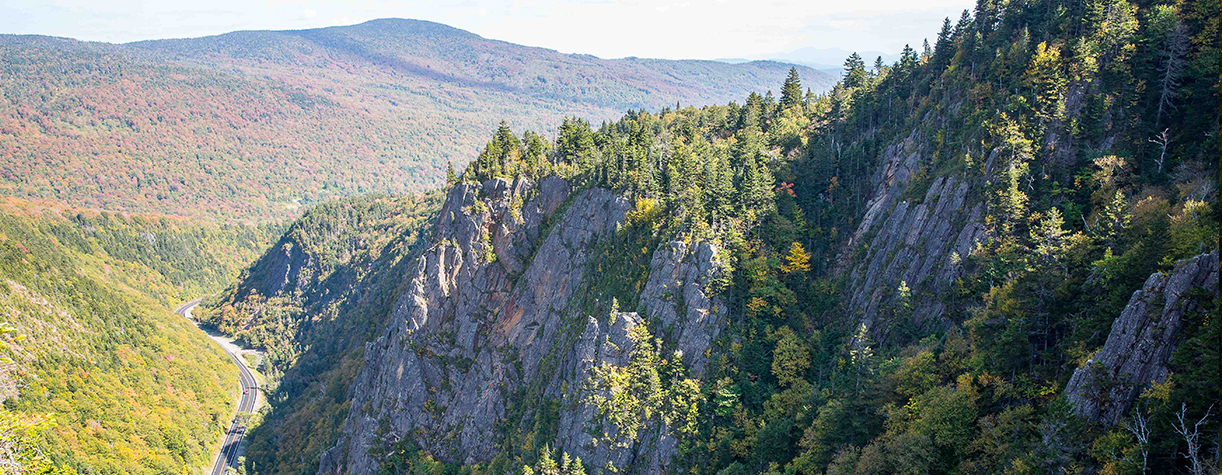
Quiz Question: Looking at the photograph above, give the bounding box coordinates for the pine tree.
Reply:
[842,52,867,88]
[739,153,775,217]
[954,9,972,40]
[445,161,458,185]
[901,44,918,69]
[780,67,803,110]
[936,18,953,52]
[741,92,763,129]
[934,17,954,68]
[1148,5,1189,129]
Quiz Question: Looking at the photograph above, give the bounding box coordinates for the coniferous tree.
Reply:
[900,44,918,69]
[780,67,804,110]
[842,53,867,88]
[445,161,458,185]
[934,17,954,68]
[936,18,953,51]
[954,9,973,40]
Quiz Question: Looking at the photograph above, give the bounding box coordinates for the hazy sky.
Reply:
[0,0,975,60]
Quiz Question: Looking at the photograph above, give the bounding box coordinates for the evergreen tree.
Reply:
[843,52,867,88]
[741,92,764,129]
[934,17,954,66]
[780,67,804,110]
[900,44,918,69]
[739,153,776,218]
[954,10,973,40]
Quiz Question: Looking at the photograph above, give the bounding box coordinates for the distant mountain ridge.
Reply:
[720,47,902,71]
[0,18,834,220]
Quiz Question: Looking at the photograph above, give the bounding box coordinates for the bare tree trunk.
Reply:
[1124,407,1151,474]
[1171,402,1215,475]
[1149,128,1170,174]
[1155,23,1189,130]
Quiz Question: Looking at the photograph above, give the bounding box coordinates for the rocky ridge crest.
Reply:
[319,177,727,474]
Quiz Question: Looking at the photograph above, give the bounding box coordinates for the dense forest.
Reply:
[0,200,277,473]
[202,0,1219,473]
[0,22,832,221]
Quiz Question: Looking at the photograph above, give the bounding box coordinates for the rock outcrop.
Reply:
[555,241,728,473]
[318,178,727,474]
[1064,251,1218,425]
[836,131,990,342]
[259,241,313,297]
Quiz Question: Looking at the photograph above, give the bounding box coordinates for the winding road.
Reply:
[175,299,259,475]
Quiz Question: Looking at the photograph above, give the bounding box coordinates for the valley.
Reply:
[0,1,1218,475]
[175,298,262,475]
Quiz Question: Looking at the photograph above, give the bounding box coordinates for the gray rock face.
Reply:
[318,179,727,474]
[638,241,726,379]
[261,241,313,297]
[1064,251,1218,425]
[555,313,646,471]
[555,241,728,473]
[836,132,990,342]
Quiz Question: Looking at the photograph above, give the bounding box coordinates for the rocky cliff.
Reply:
[319,177,727,474]
[834,131,992,343]
[1064,251,1218,425]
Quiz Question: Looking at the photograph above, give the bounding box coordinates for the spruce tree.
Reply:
[842,52,867,88]
[954,9,972,39]
[780,67,803,110]
[901,44,917,69]
[935,18,954,58]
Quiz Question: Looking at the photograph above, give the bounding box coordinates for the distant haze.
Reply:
[719,47,904,72]
[2,0,974,60]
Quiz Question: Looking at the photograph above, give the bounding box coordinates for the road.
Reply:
[175,299,259,475]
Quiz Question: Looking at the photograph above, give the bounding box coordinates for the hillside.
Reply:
[195,192,445,473]
[0,20,834,221]
[0,200,276,473]
[199,0,1218,473]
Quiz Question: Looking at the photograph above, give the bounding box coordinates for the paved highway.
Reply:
[175,299,259,475]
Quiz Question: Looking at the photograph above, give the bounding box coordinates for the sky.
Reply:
[0,0,976,61]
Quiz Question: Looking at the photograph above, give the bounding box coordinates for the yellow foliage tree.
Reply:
[780,241,812,274]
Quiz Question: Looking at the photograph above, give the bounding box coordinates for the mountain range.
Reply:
[719,47,901,71]
[0,18,834,220]
[1,2,1218,474]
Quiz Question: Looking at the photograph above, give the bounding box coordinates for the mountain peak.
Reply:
[340,17,481,39]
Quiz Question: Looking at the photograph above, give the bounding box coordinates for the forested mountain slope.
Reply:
[206,0,1217,473]
[195,193,444,473]
[0,20,833,220]
[0,200,275,473]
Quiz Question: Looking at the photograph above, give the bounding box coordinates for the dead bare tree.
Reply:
[1171,402,1215,475]
[1148,128,1170,174]
[1155,22,1189,130]
[1123,407,1152,474]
